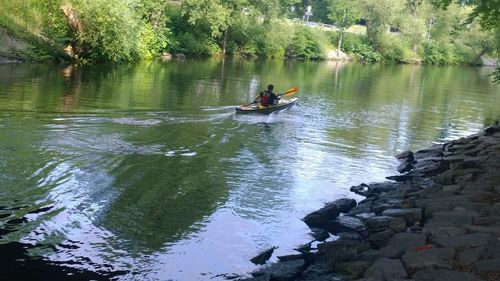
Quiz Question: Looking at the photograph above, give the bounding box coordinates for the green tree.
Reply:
[431,0,500,81]
[62,0,141,62]
[327,0,361,56]
[357,0,404,49]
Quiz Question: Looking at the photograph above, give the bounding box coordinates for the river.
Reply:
[0,59,499,280]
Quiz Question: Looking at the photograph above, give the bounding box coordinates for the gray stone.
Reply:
[432,233,496,249]
[368,229,395,249]
[354,249,382,263]
[401,246,454,274]
[324,216,366,235]
[251,247,277,265]
[317,240,367,263]
[434,167,483,185]
[472,258,500,273]
[461,225,500,236]
[442,185,461,192]
[310,228,330,241]
[413,269,484,281]
[473,216,500,226]
[299,262,345,281]
[366,216,407,233]
[251,259,304,280]
[332,198,358,213]
[303,204,340,228]
[363,258,407,281]
[334,261,370,279]
[381,208,422,226]
[372,198,410,214]
[459,247,486,266]
[355,212,377,221]
[380,233,426,258]
[423,225,467,240]
[426,210,479,226]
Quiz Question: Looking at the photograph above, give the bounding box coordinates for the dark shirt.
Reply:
[259,90,279,106]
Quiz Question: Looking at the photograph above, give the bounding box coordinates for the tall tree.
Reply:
[431,0,499,82]
[357,0,404,49]
[328,0,360,55]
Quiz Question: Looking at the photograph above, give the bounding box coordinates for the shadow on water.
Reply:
[0,205,127,281]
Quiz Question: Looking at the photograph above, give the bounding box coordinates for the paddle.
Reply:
[278,87,298,98]
[241,87,299,107]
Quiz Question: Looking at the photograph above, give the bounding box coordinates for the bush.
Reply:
[378,35,413,63]
[285,26,324,60]
[341,33,382,63]
[423,40,459,65]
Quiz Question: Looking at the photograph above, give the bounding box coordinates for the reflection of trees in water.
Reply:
[100,123,230,251]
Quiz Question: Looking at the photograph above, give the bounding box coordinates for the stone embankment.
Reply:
[240,124,500,281]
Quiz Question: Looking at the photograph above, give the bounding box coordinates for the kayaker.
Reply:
[255,84,279,107]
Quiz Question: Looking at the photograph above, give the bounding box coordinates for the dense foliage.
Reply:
[0,0,497,71]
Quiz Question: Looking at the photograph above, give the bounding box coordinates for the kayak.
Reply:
[235,97,300,114]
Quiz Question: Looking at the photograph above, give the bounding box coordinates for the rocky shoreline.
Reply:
[240,124,500,281]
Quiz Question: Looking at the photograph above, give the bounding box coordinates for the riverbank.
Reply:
[241,123,500,281]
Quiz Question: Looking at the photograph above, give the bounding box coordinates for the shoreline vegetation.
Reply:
[0,1,498,76]
[241,123,500,281]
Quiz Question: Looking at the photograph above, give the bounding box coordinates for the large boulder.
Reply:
[380,233,426,258]
[401,246,454,274]
[362,258,408,280]
[412,269,484,281]
[324,216,366,235]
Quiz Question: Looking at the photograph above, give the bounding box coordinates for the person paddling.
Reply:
[254,84,280,107]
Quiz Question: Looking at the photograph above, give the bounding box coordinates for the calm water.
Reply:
[0,59,499,280]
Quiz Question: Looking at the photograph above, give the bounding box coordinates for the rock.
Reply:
[363,258,407,280]
[484,126,500,136]
[250,247,277,265]
[277,254,304,262]
[423,225,467,240]
[381,208,422,226]
[303,204,340,228]
[401,246,454,274]
[334,261,370,279]
[368,229,395,249]
[354,249,382,263]
[412,269,484,281]
[371,198,408,214]
[160,52,172,60]
[432,233,496,249]
[310,227,330,241]
[414,144,444,160]
[386,174,414,182]
[332,198,357,213]
[396,150,414,163]
[365,216,407,233]
[337,232,363,241]
[458,246,487,266]
[434,167,483,185]
[426,210,479,226]
[175,53,186,60]
[350,183,370,196]
[317,240,369,263]
[324,216,366,235]
[298,262,344,281]
[380,233,426,258]
[251,259,305,280]
[472,258,500,274]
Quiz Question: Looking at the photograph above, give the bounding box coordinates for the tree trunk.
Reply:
[471,49,487,66]
[61,3,82,33]
[337,31,344,57]
[222,29,228,55]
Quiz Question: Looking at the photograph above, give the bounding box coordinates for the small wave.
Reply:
[112,117,162,126]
